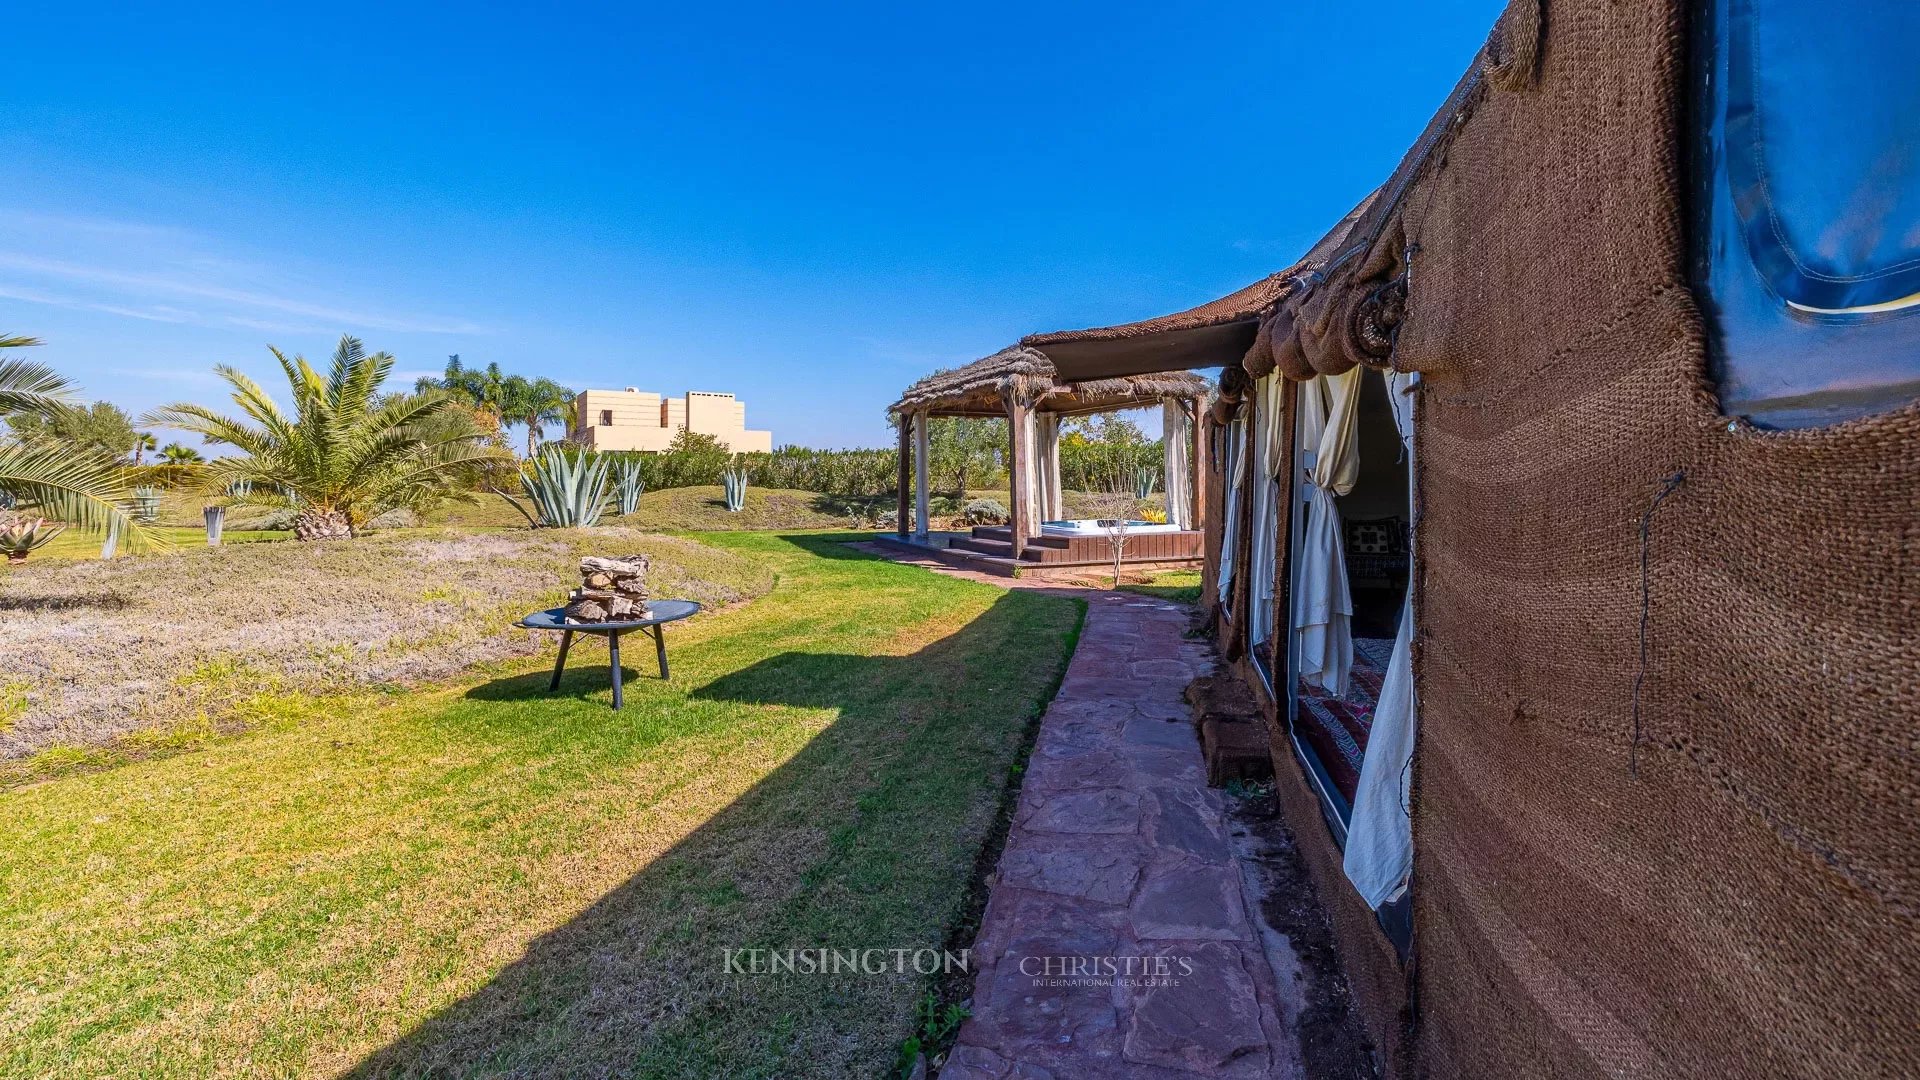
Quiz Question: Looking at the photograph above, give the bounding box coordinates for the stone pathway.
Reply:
[852,547,1312,1079]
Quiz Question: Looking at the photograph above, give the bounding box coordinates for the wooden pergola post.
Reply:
[1192,399,1209,534]
[1007,399,1030,560]
[913,411,931,538]
[895,416,910,538]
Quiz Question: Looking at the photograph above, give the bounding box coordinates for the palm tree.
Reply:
[512,377,575,456]
[146,335,508,540]
[0,334,145,544]
[418,355,515,433]
[158,442,203,465]
[130,431,157,465]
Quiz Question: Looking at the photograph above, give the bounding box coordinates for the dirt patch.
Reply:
[1226,786,1380,1079]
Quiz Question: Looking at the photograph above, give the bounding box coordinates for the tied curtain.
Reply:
[1161,399,1193,529]
[1293,367,1363,695]
[1018,408,1048,529]
[1345,371,1419,908]
[1248,376,1285,647]
[1038,413,1063,521]
[1216,415,1247,604]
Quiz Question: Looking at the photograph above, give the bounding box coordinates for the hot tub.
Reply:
[1039,518,1185,537]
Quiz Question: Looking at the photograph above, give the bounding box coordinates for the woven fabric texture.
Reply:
[1384,1,1919,1076]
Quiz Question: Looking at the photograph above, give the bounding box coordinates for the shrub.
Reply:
[962,498,1008,525]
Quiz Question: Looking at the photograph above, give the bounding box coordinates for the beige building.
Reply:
[573,388,773,453]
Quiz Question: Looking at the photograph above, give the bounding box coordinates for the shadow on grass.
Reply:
[462,661,658,706]
[346,583,1081,1079]
[0,591,134,613]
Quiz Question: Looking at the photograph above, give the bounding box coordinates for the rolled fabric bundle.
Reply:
[1486,0,1544,92]
[1217,361,1252,402]
[1208,396,1239,426]
[1352,275,1409,366]
[1241,309,1277,380]
[1299,285,1359,377]
[1336,286,1388,371]
[1269,307,1315,381]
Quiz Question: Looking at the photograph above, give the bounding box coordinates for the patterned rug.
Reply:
[1295,636,1395,806]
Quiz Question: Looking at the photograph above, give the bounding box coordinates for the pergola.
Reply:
[890,345,1212,558]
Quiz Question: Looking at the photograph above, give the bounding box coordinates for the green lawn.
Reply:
[1119,568,1203,604]
[0,533,1082,1079]
[424,486,862,532]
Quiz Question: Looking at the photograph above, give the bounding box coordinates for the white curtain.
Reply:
[1019,407,1045,530]
[1293,367,1363,695]
[1161,400,1192,529]
[1248,377,1284,646]
[1040,414,1064,520]
[1345,371,1419,908]
[1216,416,1247,604]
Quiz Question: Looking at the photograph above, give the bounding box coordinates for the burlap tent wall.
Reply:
[1122,1,1919,1075]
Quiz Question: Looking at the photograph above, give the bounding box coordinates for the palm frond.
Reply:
[141,403,275,458]
[0,355,78,416]
[0,441,154,547]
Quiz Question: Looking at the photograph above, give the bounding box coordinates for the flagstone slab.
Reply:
[995,841,1144,905]
[1130,856,1252,942]
[1018,788,1142,835]
[1122,942,1271,1076]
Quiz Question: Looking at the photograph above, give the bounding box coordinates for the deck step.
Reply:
[950,537,1014,557]
[968,525,1068,549]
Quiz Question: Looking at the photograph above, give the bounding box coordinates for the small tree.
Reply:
[147,335,508,540]
[927,417,1006,494]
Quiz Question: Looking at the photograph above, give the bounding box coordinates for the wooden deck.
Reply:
[872,526,1203,578]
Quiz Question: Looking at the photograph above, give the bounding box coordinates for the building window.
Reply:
[599,409,613,427]
[1687,0,1920,428]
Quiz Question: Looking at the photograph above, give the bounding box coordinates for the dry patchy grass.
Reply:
[0,528,772,771]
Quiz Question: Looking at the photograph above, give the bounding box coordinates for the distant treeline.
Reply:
[588,413,1172,498]
[603,434,898,496]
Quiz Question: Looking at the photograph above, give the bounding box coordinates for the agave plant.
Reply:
[498,446,614,528]
[611,456,646,516]
[131,485,163,523]
[721,463,749,513]
[0,516,64,563]
[1132,465,1160,500]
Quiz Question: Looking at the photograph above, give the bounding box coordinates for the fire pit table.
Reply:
[516,599,701,709]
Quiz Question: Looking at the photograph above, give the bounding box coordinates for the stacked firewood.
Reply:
[562,555,652,623]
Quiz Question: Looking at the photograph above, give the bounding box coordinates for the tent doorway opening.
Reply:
[1286,369,1412,826]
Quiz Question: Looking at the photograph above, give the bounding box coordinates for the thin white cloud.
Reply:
[0,208,497,339]
[0,252,490,336]
[0,282,204,325]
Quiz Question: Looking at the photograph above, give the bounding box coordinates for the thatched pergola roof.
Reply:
[892,345,1211,418]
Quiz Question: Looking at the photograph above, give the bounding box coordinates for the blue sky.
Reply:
[2,1,1499,450]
